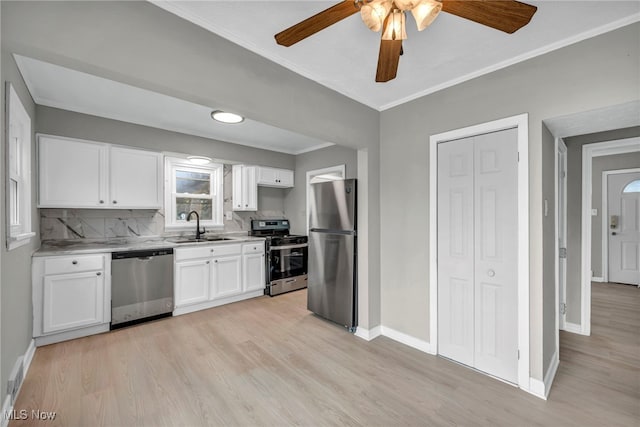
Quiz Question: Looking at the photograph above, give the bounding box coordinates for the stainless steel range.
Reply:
[250,219,308,296]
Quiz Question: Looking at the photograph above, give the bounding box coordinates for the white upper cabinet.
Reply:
[110,146,162,208]
[39,135,108,208]
[232,164,257,211]
[257,166,294,188]
[38,135,162,209]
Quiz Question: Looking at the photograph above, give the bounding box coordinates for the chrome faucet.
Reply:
[186,210,205,240]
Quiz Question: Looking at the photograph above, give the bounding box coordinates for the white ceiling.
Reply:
[151,0,640,111]
[14,55,334,155]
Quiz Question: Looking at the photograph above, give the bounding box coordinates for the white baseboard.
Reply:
[2,340,36,427]
[563,322,586,335]
[380,326,435,355]
[526,350,559,401]
[354,325,381,341]
[543,350,560,399]
[591,276,604,282]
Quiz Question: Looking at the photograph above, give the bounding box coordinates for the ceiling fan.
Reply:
[275,0,537,83]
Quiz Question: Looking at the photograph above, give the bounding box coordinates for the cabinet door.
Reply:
[175,259,210,307]
[110,147,162,208]
[244,252,266,292]
[42,271,105,334]
[243,166,257,211]
[257,166,279,186]
[39,136,108,207]
[212,255,242,299]
[277,169,294,187]
[232,165,257,211]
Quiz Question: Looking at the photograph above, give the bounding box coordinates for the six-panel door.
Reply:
[437,127,519,384]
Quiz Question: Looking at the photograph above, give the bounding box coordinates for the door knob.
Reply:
[487,269,495,277]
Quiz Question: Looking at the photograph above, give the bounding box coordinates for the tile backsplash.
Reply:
[40,164,285,241]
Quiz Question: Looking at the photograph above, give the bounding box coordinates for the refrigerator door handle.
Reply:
[310,228,357,236]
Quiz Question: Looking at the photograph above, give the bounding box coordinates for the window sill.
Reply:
[8,231,36,250]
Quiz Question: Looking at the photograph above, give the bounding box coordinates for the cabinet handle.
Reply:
[96,272,102,276]
[113,200,117,204]
[211,249,215,253]
[99,200,104,204]
[245,204,248,207]
[72,260,78,265]
[215,260,218,263]
[206,261,210,264]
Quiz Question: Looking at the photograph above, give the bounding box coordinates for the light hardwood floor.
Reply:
[10,283,639,426]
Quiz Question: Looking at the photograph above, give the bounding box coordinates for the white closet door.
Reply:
[437,137,475,367]
[437,128,518,384]
[472,129,518,384]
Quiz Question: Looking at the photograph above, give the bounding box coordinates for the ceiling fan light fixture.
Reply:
[411,0,442,31]
[211,110,244,124]
[393,0,420,10]
[360,0,392,32]
[381,9,407,41]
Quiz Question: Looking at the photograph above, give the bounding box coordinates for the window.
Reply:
[622,179,640,193]
[165,157,223,230]
[6,83,34,250]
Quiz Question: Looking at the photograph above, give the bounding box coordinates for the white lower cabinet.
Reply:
[173,241,265,316]
[212,255,242,298]
[33,253,111,346]
[175,259,211,306]
[243,243,266,292]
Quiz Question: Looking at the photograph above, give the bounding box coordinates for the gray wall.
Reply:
[591,152,640,278]
[564,127,640,324]
[541,124,556,374]
[36,106,295,169]
[1,51,39,390]
[379,23,639,380]
[285,145,359,235]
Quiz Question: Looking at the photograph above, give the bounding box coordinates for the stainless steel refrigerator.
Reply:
[307,179,357,331]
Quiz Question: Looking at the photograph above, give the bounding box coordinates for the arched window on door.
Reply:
[623,179,640,193]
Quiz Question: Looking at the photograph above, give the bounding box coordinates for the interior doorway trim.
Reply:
[601,167,640,283]
[428,113,530,392]
[580,137,640,336]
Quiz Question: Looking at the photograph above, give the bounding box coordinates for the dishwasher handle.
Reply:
[112,248,174,260]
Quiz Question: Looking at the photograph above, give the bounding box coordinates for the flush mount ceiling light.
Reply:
[211,110,244,124]
[275,0,537,83]
[187,156,212,165]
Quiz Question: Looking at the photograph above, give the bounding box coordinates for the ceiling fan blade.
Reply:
[275,1,360,47]
[376,39,402,83]
[441,0,537,34]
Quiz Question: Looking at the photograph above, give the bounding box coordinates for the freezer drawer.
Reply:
[307,231,356,329]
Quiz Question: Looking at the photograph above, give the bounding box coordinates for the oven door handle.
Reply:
[270,243,308,250]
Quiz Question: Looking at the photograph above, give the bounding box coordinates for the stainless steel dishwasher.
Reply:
[111,248,174,329]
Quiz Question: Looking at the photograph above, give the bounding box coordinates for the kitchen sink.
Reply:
[167,237,236,244]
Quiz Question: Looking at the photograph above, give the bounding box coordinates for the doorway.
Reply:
[429,114,530,390]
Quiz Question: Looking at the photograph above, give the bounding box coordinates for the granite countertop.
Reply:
[35,235,266,256]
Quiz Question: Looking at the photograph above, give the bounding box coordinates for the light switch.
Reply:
[591,208,598,216]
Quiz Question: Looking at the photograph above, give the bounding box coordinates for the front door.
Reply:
[437,127,519,383]
[608,171,640,285]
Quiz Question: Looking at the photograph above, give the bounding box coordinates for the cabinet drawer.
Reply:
[44,254,105,275]
[242,242,264,254]
[175,244,242,261]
